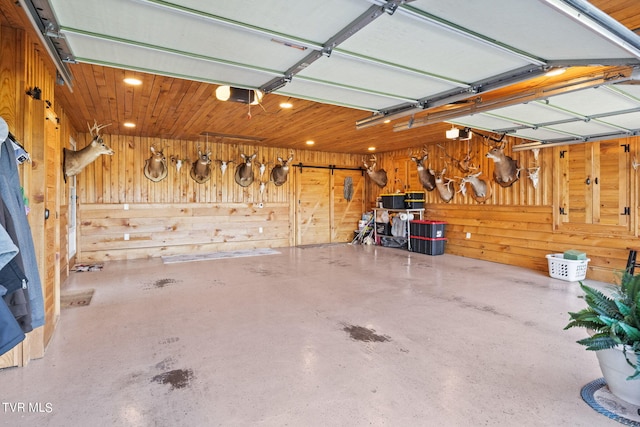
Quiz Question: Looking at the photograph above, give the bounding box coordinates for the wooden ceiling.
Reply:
[5,0,640,154]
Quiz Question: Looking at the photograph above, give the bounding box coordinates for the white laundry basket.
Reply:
[546,253,590,281]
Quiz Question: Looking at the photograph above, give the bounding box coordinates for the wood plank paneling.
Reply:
[79,202,291,262]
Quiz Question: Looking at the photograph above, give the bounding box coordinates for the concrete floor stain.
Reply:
[152,369,194,390]
[153,278,178,288]
[343,324,390,342]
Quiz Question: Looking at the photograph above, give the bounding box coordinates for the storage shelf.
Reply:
[372,208,424,250]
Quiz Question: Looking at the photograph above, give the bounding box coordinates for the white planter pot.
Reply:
[595,346,640,405]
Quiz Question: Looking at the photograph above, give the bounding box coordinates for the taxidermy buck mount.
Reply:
[410,147,436,191]
[63,120,113,182]
[235,152,257,187]
[143,145,168,182]
[190,145,212,184]
[477,131,519,187]
[433,168,454,203]
[459,171,492,203]
[271,151,294,186]
[363,155,388,188]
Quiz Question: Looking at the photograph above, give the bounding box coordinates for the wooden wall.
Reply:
[0,23,72,367]
[374,133,639,283]
[75,136,368,261]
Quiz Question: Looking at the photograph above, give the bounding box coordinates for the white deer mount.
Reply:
[527,166,540,189]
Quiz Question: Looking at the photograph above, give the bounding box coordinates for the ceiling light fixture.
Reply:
[368,146,376,151]
[545,67,566,77]
[123,78,142,86]
[446,126,472,140]
[306,140,315,146]
[123,122,136,128]
[279,99,293,109]
[215,86,263,105]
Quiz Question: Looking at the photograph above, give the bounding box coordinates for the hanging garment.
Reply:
[0,223,25,354]
[0,194,32,332]
[0,284,25,355]
[0,117,44,328]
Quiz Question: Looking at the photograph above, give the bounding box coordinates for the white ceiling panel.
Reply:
[52,0,309,73]
[483,103,579,126]
[509,127,574,141]
[35,0,640,145]
[175,0,371,43]
[596,112,640,131]
[340,11,534,84]
[546,86,640,116]
[278,79,402,110]
[407,0,638,61]
[64,34,277,87]
[448,114,517,131]
[544,120,623,136]
[297,55,458,101]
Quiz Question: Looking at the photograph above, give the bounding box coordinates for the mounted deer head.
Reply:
[363,155,388,188]
[410,148,436,191]
[527,166,540,189]
[143,145,168,182]
[235,152,257,187]
[432,167,454,203]
[460,171,492,203]
[437,143,476,174]
[190,145,212,184]
[215,159,234,176]
[486,143,520,187]
[63,120,113,182]
[271,151,294,186]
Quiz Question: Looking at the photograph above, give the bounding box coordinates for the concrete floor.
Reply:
[0,244,618,426]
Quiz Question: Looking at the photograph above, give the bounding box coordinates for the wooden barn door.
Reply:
[295,166,365,246]
[296,167,331,245]
[331,169,365,242]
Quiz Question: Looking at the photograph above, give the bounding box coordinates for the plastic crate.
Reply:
[546,253,590,281]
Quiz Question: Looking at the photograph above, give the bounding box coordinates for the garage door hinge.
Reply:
[622,207,631,215]
[622,144,630,152]
[559,150,566,158]
[559,207,566,215]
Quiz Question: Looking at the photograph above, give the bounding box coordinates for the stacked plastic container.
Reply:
[409,220,447,255]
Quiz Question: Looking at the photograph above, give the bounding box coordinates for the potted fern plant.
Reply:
[564,273,640,405]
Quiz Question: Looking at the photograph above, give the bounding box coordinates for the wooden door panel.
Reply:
[296,167,330,245]
[332,170,364,243]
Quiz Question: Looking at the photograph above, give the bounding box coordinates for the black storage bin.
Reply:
[425,237,446,255]
[381,193,405,209]
[375,222,391,236]
[405,191,425,200]
[410,220,428,237]
[425,220,446,238]
[405,199,425,209]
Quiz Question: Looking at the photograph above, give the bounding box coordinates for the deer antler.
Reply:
[87,120,111,138]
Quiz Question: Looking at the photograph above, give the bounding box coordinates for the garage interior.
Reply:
[1,0,640,425]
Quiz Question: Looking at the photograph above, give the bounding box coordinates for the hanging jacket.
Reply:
[0,284,25,355]
[0,118,44,328]
[0,192,32,332]
[0,214,25,355]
